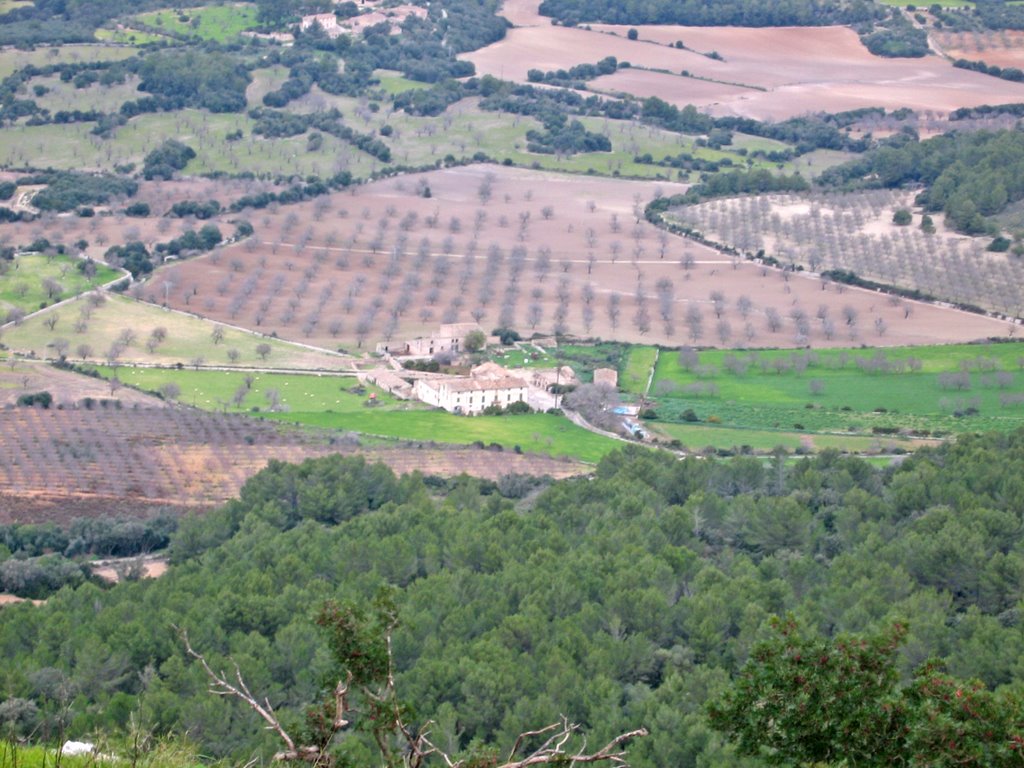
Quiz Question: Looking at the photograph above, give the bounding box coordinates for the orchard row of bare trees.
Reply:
[672,190,1024,317]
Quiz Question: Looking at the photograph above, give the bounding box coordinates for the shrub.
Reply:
[892,208,912,226]
[16,391,52,408]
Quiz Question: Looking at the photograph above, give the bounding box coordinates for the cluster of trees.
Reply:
[136,51,251,114]
[0,0,173,44]
[537,0,878,27]
[0,515,176,599]
[975,0,1024,31]
[526,56,620,86]
[227,173,353,213]
[860,11,929,57]
[639,97,870,154]
[525,114,612,155]
[954,56,1024,83]
[820,128,1024,234]
[249,107,392,162]
[1,516,176,561]
[2,434,1024,763]
[648,170,810,216]
[104,242,153,278]
[19,171,137,212]
[143,140,196,181]
[154,224,223,258]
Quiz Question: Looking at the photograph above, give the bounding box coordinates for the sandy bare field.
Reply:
[589,69,753,109]
[466,0,1024,120]
[143,165,1015,353]
[937,30,1024,69]
[0,360,165,407]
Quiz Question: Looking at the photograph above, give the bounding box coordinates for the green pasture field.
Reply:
[649,421,925,454]
[785,148,857,178]
[0,44,137,80]
[129,4,259,42]
[621,345,658,394]
[730,133,792,154]
[3,294,346,370]
[492,347,557,368]
[0,109,382,178]
[90,366,407,412]
[302,94,781,182]
[94,27,171,44]
[647,341,1024,436]
[30,73,143,114]
[375,70,432,95]
[495,342,625,380]
[87,365,621,462]
[268,409,621,463]
[0,253,120,314]
[246,65,291,108]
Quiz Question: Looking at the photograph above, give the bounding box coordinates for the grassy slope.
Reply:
[621,345,658,394]
[92,366,398,412]
[0,45,137,80]
[649,341,1024,435]
[88,365,621,462]
[128,5,259,42]
[3,294,346,369]
[269,409,619,462]
[0,254,120,314]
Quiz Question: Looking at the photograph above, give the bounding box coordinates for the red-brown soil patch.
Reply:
[0,405,588,523]
[148,165,1015,353]
[938,29,1024,69]
[467,0,1024,120]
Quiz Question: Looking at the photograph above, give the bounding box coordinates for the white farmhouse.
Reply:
[414,376,528,415]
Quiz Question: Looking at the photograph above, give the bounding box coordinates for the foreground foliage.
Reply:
[1,433,1024,765]
[709,618,1024,767]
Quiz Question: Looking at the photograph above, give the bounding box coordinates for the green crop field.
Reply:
[647,341,1024,438]
[621,345,658,394]
[87,365,621,462]
[0,253,120,315]
[128,4,259,42]
[268,409,621,463]
[90,366,411,413]
[3,294,347,369]
[375,70,432,95]
[649,421,922,454]
[94,26,171,44]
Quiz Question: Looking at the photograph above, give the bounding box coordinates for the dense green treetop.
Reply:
[1,434,1024,764]
[819,128,1024,234]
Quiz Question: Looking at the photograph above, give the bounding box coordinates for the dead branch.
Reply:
[179,625,646,768]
